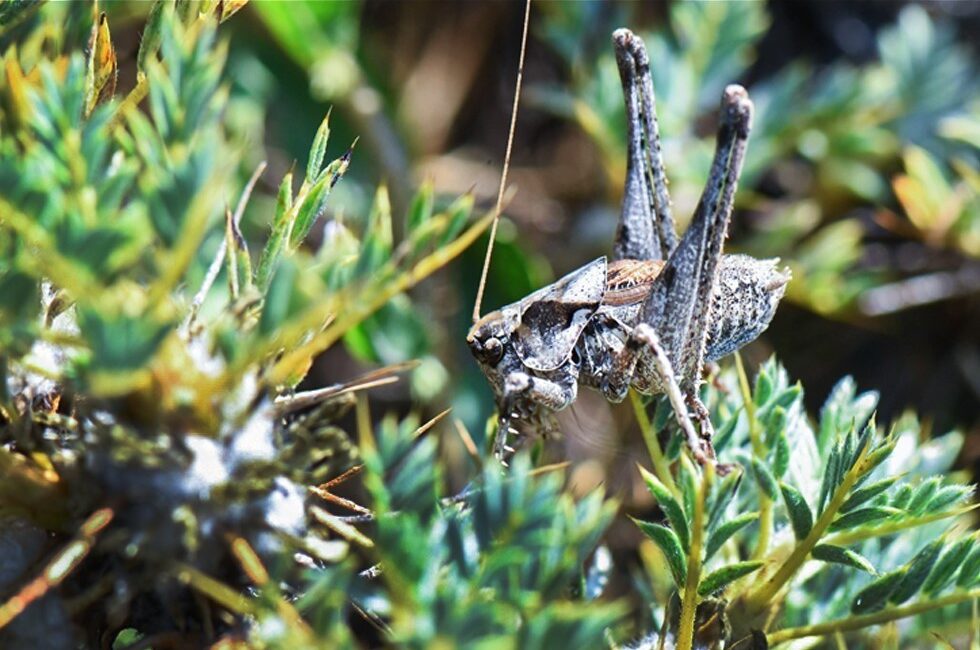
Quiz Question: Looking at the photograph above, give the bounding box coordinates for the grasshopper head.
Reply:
[467,306,522,392]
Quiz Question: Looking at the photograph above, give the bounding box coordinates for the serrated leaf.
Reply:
[851,570,905,614]
[698,561,763,597]
[812,544,876,574]
[750,456,778,500]
[841,477,899,513]
[633,519,687,589]
[829,506,901,532]
[890,539,943,604]
[638,465,690,551]
[780,482,813,540]
[705,512,758,560]
[306,110,331,182]
[923,536,974,595]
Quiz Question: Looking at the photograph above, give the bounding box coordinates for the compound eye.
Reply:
[483,337,504,366]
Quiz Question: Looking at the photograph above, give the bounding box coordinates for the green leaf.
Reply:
[256,172,294,291]
[354,185,394,278]
[407,180,435,234]
[750,456,779,500]
[437,193,474,247]
[137,1,166,74]
[779,482,813,541]
[828,506,901,532]
[288,174,329,250]
[840,477,899,513]
[678,454,698,519]
[817,438,842,513]
[772,429,790,479]
[259,257,298,336]
[705,511,758,560]
[891,484,914,509]
[851,570,905,614]
[907,478,943,514]
[812,544,876,574]
[639,465,690,551]
[925,485,972,513]
[955,544,980,588]
[632,519,687,589]
[890,539,943,604]
[923,536,974,595]
[753,368,772,406]
[306,111,331,182]
[706,467,743,531]
[698,561,763,597]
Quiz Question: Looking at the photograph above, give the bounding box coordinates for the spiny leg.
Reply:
[641,85,753,387]
[630,324,712,466]
[637,85,753,457]
[612,29,676,262]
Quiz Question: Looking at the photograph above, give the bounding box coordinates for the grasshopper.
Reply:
[467,29,789,465]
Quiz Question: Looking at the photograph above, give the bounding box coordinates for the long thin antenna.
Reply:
[471,0,531,323]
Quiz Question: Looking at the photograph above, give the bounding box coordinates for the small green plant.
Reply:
[626,358,977,648]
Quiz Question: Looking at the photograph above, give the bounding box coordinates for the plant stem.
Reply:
[735,354,771,561]
[767,589,980,644]
[630,390,679,498]
[677,461,711,650]
[823,504,979,547]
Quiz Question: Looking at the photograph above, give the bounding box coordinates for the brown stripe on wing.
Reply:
[604,259,664,306]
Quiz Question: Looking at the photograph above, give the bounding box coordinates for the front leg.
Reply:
[495,372,576,464]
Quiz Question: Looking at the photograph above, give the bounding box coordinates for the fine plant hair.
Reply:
[0,2,976,649]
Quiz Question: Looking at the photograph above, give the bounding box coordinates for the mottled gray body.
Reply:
[467,29,789,463]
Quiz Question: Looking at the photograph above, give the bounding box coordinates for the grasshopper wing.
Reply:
[514,257,607,372]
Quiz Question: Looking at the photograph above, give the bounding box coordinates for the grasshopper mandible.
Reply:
[468,29,789,465]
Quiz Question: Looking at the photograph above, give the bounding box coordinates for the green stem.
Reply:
[734,354,771,561]
[630,390,679,498]
[677,461,711,650]
[823,504,979,547]
[768,589,980,644]
[109,75,148,128]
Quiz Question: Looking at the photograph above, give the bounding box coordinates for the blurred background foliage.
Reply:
[0,0,977,647]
